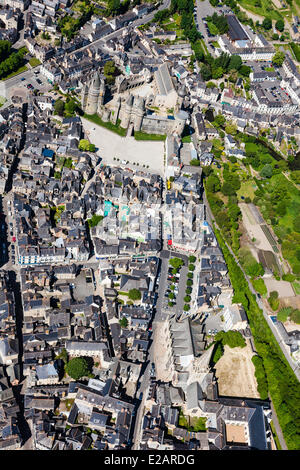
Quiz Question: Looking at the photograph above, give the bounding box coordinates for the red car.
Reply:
[12,236,16,242]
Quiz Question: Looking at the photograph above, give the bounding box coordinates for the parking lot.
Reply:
[1,67,52,100]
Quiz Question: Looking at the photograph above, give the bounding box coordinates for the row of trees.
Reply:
[0,40,11,62]
[0,48,26,80]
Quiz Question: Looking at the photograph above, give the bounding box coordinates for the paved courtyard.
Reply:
[81,117,165,175]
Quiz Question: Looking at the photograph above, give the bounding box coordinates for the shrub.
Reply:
[65,357,91,380]
[268,291,279,311]
[277,307,293,323]
[128,288,141,301]
[215,330,246,348]
[251,278,267,296]
[119,317,128,328]
[290,309,300,324]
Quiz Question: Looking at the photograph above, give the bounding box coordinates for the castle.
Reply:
[81,70,189,137]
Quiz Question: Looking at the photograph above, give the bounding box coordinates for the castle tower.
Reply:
[173,110,189,136]
[85,71,101,116]
[81,83,89,112]
[177,84,186,111]
[99,79,106,107]
[120,94,134,129]
[132,96,145,132]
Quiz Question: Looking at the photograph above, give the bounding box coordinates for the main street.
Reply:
[67,0,172,58]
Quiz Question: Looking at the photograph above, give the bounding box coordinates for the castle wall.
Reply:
[141,116,185,136]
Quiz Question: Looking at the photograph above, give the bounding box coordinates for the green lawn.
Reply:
[292,281,300,295]
[238,0,287,20]
[237,180,257,200]
[29,57,41,67]
[134,131,166,141]
[83,113,127,137]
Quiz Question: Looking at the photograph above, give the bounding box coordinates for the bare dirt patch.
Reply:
[264,279,295,298]
[215,342,260,399]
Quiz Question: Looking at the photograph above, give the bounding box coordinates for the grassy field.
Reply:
[134,131,166,141]
[238,0,289,20]
[161,13,185,40]
[237,180,257,200]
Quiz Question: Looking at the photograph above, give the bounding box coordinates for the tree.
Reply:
[272,51,285,67]
[78,139,95,152]
[221,182,236,196]
[201,63,212,81]
[239,65,251,77]
[64,98,78,116]
[268,291,279,311]
[212,66,224,79]
[128,288,142,301]
[262,17,272,30]
[65,357,91,380]
[260,164,273,178]
[275,19,285,32]
[0,40,11,61]
[206,174,221,193]
[225,123,237,135]
[169,257,184,270]
[213,114,226,128]
[189,255,196,263]
[54,99,65,116]
[119,317,128,328]
[228,55,242,71]
[103,60,120,85]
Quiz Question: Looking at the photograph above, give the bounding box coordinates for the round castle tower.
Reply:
[120,94,134,129]
[85,71,101,115]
